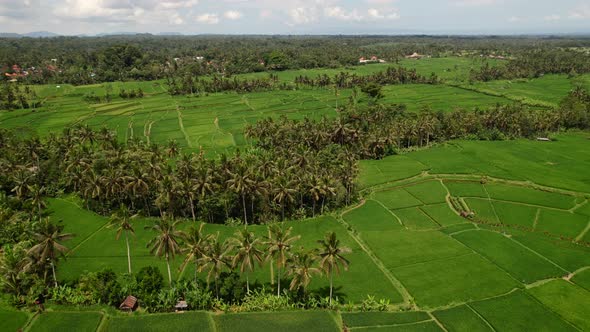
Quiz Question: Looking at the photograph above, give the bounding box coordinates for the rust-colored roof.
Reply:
[120,295,138,309]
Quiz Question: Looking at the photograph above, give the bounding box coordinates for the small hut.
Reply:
[119,295,138,312]
[175,300,188,312]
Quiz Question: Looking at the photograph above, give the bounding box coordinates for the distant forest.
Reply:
[1,35,590,84]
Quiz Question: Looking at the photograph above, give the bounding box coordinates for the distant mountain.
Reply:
[0,31,60,38]
[0,33,22,38]
[24,31,60,38]
[158,32,183,36]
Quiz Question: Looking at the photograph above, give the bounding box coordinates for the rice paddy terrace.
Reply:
[1,57,588,157]
[4,132,590,332]
[2,57,590,331]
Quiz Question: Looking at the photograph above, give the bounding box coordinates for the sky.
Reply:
[0,0,589,35]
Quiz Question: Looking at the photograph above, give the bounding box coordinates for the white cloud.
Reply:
[325,7,363,21]
[452,0,497,7]
[196,13,219,24]
[544,14,561,21]
[508,16,521,22]
[224,10,243,20]
[569,4,590,19]
[367,8,400,20]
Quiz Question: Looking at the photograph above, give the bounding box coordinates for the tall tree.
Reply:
[180,223,212,282]
[197,235,232,298]
[317,232,351,305]
[265,225,300,296]
[108,205,138,274]
[146,218,184,285]
[27,219,74,287]
[287,250,321,294]
[230,228,264,293]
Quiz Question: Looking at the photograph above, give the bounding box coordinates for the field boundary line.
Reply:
[418,206,442,227]
[533,208,541,230]
[574,218,590,242]
[460,196,570,212]
[465,303,497,332]
[349,320,435,330]
[569,199,588,213]
[371,199,405,227]
[503,233,570,274]
[524,290,583,331]
[482,185,501,223]
[176,104,193,148]
[207,312,218,332]
[389,252,474,271]
[447,231,524,286]
[336,212,415,308]
[427,312,449,332]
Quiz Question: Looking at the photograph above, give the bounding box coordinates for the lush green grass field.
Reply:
[432,305,492,332]
[341,311,430,328]
[0,308,30,332]
[212,311,341,332]
[103,312,214,332]
[469,291,577,331]
[29,311,104,332]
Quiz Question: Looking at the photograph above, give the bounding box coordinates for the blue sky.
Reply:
[0,0,589,35]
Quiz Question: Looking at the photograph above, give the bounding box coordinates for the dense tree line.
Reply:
[3,35,590,85]
[0,82,41,110]
[167,66,436,96]
[248,87,590,159]
[471,49,590,81]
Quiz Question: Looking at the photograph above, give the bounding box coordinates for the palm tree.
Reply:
[288,250,321,294]
[108,205,138,274]
[197,235,232,298]
[146,218,184,285]
[226,165,254,224]
[230,228,264,293]
[26,184,46,220]
[265,225,300,296]
[179,223,212,281]
[27,219,74,287]
[272,176,296,221]
[318,232,351,305]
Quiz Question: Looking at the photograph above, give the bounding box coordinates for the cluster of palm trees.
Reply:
[248,88,590,160]
[0,123,357,226]
[471,48,590,81]
[294,66,437,89]
[110,209,350,303]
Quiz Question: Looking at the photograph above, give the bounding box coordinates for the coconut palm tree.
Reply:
[265,225,300,296]
[179,223,212,281]
[108,205,138,274]
[26,184,46,221]
[230,228,264,293]
[197,235,232,298]
[287,250,321,294]
[27,218,74,287]
[146,217,184,285]
[318,232,351,305]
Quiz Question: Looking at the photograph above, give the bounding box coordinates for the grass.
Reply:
[451,230,566,283]
[393,253,519,308]
[484,183,576,210]
[362,230,470,269]
[512,233,590,272]
[0,309,29,332]
[464,198,499,223]
[341,311,430,328]
[402,181,448,205]
[394,207,439,230]
[29,311,103,332]
[535,209,589,239]
[491,201,538,228]
[571,269,590,292]
[372,188,424,210]
[444,181,487,198]
[358,156,428,188]
[432,305,492,332]
[527,279,590,331]
[342,200,403,232]
[103,312,214,332]
[420,203,466,227]
[470,290,577,332]
[57,200,402,303]
[212,311,341,332]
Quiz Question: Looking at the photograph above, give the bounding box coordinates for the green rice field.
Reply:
[3,57,590,331]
